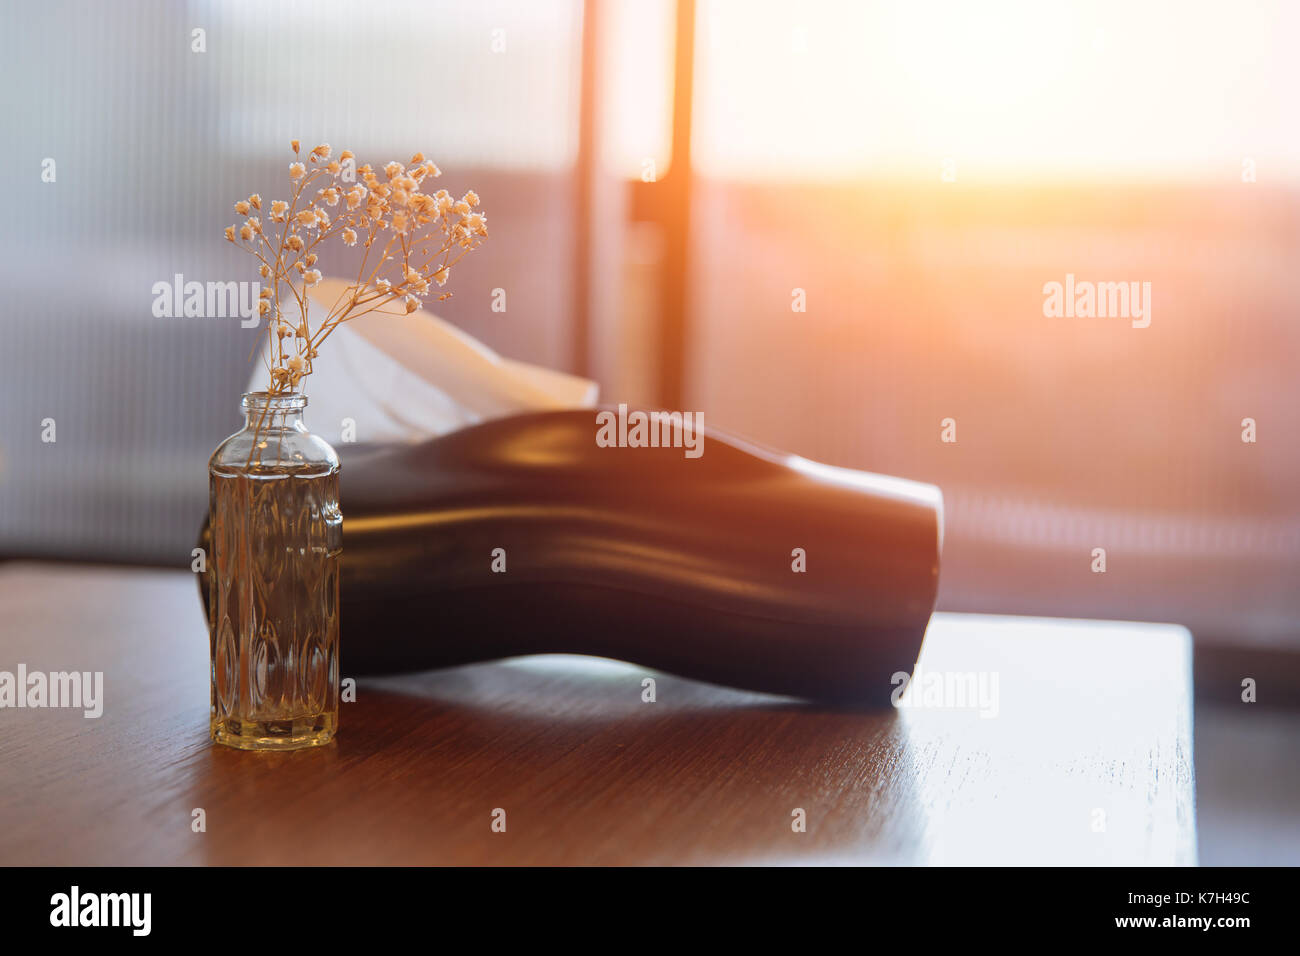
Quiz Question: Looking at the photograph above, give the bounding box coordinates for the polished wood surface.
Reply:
[0,563,1195,865]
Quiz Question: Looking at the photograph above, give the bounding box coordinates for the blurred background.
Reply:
[1,0,1297,860]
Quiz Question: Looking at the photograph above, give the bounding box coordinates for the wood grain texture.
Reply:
[0,563,1196,865]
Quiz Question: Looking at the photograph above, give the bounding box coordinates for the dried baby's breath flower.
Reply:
[412,193,436,219]
[226,139,488,397]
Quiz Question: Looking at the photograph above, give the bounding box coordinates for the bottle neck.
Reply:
[241,392,307,431]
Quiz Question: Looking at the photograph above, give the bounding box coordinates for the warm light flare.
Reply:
[692,0,1300,182]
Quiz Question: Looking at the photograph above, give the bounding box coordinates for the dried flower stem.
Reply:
[225,141,488,412]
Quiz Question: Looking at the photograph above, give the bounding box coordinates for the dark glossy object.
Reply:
[200,409,942,703]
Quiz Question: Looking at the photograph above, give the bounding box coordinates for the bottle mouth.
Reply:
[241,391,308,412]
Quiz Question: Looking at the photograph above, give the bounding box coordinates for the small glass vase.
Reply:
[207,391,342,750]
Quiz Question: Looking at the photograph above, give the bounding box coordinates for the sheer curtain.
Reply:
[0,0,583,563]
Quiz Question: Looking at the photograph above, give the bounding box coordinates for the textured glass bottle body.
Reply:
[207,393,342,750]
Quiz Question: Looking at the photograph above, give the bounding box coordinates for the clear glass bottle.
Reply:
[207,391,342,750]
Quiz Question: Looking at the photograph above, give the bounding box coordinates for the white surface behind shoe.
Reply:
[246,277,599,443]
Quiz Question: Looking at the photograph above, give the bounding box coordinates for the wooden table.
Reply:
[0,563,1195,865]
